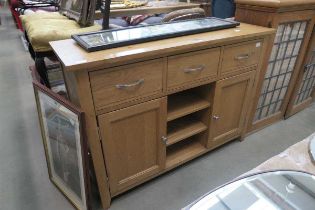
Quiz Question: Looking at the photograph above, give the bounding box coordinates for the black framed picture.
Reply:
[33,81,90,210]
[72,17,240,52]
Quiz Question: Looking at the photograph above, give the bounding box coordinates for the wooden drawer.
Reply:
[90,59,164,110]
[220,40,263,76]
[167,48,220,90]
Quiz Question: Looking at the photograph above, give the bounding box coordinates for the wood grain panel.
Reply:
[98,98,167,195]
[221,40,263,77]
[167,48,220,90]
[208,71,255,149]
[235,0,315,9]
[74,71,112,209]
[50,24,275,72]
[90,59,164,110]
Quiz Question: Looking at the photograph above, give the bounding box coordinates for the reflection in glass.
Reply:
[185,171,315,210]
[75,18,239,51]
[38,91,87,210]
[254,20,309,121]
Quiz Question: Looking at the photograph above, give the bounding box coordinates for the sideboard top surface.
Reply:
[50,23,274,72]
[235,0,315,8]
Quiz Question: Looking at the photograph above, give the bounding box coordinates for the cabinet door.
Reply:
[208,71,255,148]
[98,98,167,195]
[251,17,314,131]
[285,28,315,118]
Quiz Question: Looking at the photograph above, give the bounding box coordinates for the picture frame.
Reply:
[72,17,240,52]
[59,0,85,24]
[59,0,97,26]
[33,81,91,210]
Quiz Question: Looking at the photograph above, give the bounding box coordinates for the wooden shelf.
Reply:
[167,120,207,146]
[167,94,210,122]
[166,138,207,169]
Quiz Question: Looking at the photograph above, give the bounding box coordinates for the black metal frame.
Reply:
[16,0,60,14]
[24,31,55,88]
[99,0,111,30]
[72,17,240,52]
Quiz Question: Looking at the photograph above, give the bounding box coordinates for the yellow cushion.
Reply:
[20,12,67,29]
[25,19,101,52]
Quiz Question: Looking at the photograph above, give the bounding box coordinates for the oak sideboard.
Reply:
[50,23,275,209]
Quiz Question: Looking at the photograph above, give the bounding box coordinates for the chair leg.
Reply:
[35,57,50,88]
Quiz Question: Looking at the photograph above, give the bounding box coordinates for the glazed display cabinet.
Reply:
[286,27,315,117]
[235,0,315,133]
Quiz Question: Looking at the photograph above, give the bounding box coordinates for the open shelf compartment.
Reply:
[167,116,207,146]
[167,93,210,122]
[166,135,207,169]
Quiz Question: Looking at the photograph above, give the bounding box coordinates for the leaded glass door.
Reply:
[253,20,309,123]
[285,28,315,117]
[294,51,315,104]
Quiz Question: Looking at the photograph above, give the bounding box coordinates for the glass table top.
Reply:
[183,170,315,210]
[310,137,315,163]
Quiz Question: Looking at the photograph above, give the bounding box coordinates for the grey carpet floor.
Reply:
[0,6,314,210]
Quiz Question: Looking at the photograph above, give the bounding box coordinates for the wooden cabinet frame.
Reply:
[285,27,315,117]
[208,71,255,149]
[235,1,315,133]
[50,24,274,209]
[98,98,167,195]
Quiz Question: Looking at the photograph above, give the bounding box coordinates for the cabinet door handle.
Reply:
[183,65,205,73]
[213,115,220,120]
[162,136,168,145]
[235,54,250,60]
[115,79,144,89]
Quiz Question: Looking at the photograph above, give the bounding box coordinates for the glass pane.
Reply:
[254,20,309,122]
[294,51,315,105]
[185,171,315,210]
[37,90,87,210]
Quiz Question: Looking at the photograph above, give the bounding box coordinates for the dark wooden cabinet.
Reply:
[98,97,167,195]
[208,71,255,149]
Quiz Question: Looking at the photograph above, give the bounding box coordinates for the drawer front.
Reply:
[221,40,263,76]
[167,48,220,90]
[90,59,163,110]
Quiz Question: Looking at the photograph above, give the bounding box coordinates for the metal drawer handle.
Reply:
[235,54,250,60]
[213,115,220,120]
[162,136,168,145]
[183,65,205,73]
[115,79,144,89]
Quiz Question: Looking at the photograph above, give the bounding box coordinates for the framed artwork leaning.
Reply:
[33,81,91,210]
[59,0,97,26]
[72,17,240,52]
